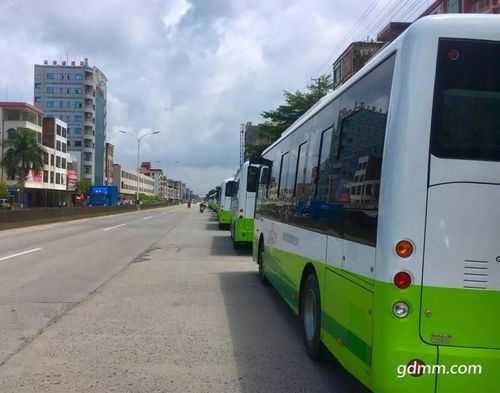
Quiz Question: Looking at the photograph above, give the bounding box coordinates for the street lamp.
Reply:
[119,129,160,209]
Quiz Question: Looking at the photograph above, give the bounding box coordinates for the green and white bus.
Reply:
[230,161,261,247]
[253,15,500,393]
[218,178,237,228]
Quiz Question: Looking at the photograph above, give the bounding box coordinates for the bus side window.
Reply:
[259,166,270,198]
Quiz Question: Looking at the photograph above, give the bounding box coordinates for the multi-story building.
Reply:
[104,142,114,185]
[423,0,500,14]
[0,103,70,206]
[242,122,273,162]
[139,161,168,199]
[167,178,178,200]
[332,41,384,89]
[34,58,107,184]
[112,164,155,200]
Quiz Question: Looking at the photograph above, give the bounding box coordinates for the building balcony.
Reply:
[84,127,95,136]
[84,118,95,127]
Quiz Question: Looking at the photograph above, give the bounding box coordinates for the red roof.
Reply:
[0,101,44,114]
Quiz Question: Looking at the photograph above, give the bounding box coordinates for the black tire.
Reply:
[300,272,322,360]
[257,240,269,285]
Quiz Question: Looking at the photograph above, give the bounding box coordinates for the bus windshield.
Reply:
[431,38,500,161]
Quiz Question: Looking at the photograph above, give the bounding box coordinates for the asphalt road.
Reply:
[0,205,367,393]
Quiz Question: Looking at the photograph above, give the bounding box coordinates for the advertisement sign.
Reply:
[67,169,77,191]
[27,170,43,183]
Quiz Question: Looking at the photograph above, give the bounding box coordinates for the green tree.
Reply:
[1,128,45,204]
[245,74,333,161]
[76,179,92,195]
[0,181,9,198]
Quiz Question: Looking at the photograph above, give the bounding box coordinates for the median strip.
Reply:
[0,248,42,262]
[103,223,127,232]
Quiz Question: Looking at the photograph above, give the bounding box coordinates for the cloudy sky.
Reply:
[0,0,433,194]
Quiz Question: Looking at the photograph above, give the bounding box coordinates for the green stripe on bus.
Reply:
[322,312,372,366]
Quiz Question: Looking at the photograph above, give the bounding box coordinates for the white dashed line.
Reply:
[0,248,42,262]
[103,223,127,231]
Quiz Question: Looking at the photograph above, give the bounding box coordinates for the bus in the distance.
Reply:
[253,15,500,393]
[230,161,260,247]
[218,178,237,228]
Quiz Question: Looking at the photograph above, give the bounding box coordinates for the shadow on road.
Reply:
[210,235,253,256]
[205,222,221,231]
[218,271,369,393]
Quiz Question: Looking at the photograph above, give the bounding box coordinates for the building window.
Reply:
[74,127,82,135]
[50,154,54,166]
[62,143,67,153]
[74,114,83,122]
[56,173,61,184]
[43,170,48,183]
[37,132,42,144]
[47,72,56,80]
[43,152,49,165]
[50,171,54,183]
[75,74,83,80]
[56,125,61,135]
[56,156,61,168]
[62,128,67,138]
[47,86,54,94]
[62,158,66,169]
[7,128,16,139]
[56,140,61,151]
[84,166,91,175]
[47,101,55,108]
[75,140,82,147]
[84,152,92,161]
[73,101,82,109]
[59,100,64,108]
[35,82,41,89]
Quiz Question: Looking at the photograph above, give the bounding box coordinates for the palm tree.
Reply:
[1,128,45,206]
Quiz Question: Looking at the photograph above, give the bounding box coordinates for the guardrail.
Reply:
[0,201,180,231]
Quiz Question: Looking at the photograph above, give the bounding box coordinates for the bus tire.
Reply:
[257,239,269,285]
[301,271,322,360]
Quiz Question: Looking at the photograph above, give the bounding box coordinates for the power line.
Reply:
[310,0,384,78]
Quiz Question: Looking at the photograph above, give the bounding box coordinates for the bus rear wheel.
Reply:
[258,240,269,285]
[301,272,321,360]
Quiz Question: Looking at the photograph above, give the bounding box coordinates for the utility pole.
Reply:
[240,123,245,166]
[119,129,160,209]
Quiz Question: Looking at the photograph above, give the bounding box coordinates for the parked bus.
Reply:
[218,178,237,228]
[253,15,500,393]
[230,161,260,247]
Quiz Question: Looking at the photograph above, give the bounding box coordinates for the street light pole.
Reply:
[119,129,160,210]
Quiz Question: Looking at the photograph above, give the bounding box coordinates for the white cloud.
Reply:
[0,0,435,195]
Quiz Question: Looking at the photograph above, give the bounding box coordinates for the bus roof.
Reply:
[261,14,499,156]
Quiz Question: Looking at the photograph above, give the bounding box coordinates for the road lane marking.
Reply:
[143,216,153,220]
[103,223,127,231]
[0,248,42,262]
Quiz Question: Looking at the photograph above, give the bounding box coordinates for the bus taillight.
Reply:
[395,240,414,258]
[394,271,411,289]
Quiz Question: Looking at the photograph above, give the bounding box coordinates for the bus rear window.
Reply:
[431,39,500,161]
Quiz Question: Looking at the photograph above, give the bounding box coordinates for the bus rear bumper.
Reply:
[218,209,232,225]
[232,218,254,243]
[434,346,500,393]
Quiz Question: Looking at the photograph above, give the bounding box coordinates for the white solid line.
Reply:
[103,223,127,231]
[0,248,42,262]
[143,216,153,220]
